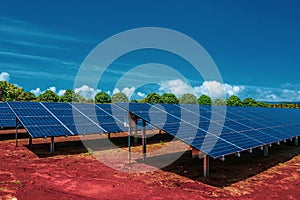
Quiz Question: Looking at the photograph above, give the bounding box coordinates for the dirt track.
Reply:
[0,129,300,199]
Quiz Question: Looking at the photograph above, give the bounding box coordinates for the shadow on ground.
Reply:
[25,132,174,158]
[3,129,299,188]
[143,140,300,187]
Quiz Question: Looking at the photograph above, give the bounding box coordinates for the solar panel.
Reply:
[42,102,105,134]
[116,103,245,158]
[6,101,73,138]
[181,105,296,151]
[96,104,156,132]
[0,102,16,128]
[116,103,300,159]
[70,103,125,133]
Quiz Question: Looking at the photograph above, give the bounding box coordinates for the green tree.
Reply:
[131,99,139,103]
[142,92,162,103]
[242,98,258,107]
[0,81,23,101]
[161,93,179,104]
[17,91,36,101]
[94,92,111,103]
[213,98,227,106]
[179,93,197,104]
[197,94,212,105]
[85,98,94,103]
[257,101,268,107]
[38,90,59,102]
[60,89,86,103]
[111,92,129,103]
[226,95,242,106]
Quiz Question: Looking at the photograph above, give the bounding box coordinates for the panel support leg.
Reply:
[29,136,32,146]
[134,118,138,145]
[15,126,18,147]
[295,137,298,146]
[263,145,269,157]
[15,117,19,147]
[128,114,132,162]
[108,132,111,140]
[142,119,147,161]
[203,155,209,178]
[50,137,55,153]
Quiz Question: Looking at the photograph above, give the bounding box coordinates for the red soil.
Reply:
[0,129,300,200]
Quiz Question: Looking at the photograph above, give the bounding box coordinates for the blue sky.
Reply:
[0,0,300,101]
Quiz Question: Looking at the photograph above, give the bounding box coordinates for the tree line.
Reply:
[0,80,299,108]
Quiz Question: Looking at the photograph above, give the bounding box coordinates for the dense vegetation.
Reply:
[0,80,299,108]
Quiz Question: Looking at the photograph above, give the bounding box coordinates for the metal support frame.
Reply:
[142,119,147,161]
[133,118,138,145]
[295,137,298,146]
[191,148,205,158]
[128,113,132,162]
[50,137,55,153]
[108,132,111,140]
[203,155,209,178]
[29,137,32,146]
[263,145,269,157]
[15,117,19,147]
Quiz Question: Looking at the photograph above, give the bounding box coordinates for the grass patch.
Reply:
[87,148,93,155]
[14,180,21,184]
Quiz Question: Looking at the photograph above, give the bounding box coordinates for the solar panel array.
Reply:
[3,101,300,158]
[6,102,127,138]
[43,102,104,135]
[116,103,300,159]
[7,102,74,138]
[0,102,15,128]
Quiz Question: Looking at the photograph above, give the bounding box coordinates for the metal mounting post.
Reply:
[133,118,138,145]
[203,155,209,178]
[142,119,146,161]
[263,145,269,157]
[15,117,19,147]
[29,137,32,146]
[128,113,132,162]
[50,137,55,153]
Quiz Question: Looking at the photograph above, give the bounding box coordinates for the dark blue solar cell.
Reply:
[0,103,16,127]
[6,101,74,138]
[191,134,242,157]
[25,125,71,138]
[241,130,279,144]
[43,102,105,135]
[275,125,300,138]
[72,103,126,133]
[220,132,262,150]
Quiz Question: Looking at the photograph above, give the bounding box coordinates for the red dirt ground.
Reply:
[0,129,300,200]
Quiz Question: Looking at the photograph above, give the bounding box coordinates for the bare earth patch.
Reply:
[0,129,300,199]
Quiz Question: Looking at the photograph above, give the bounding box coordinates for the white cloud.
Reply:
[137,91,146,98]
[194,81,244,99]
[57,89,66,96]
[48,86,56,92]
[112,87,136,99]
[113,88,120,95]
[0,72,10,81]
[159,79,194,97]
[30,88,41,96]
[122,87,135,99]
[74,85,100,99]
[29,86,58,96]
[158,79,244,99]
